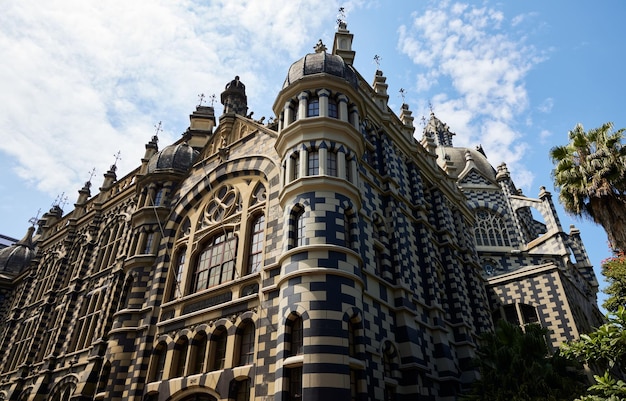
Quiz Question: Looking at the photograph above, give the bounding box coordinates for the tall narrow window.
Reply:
[96,361,111,395]
[153,188,164,206]
[292,153,300,180]
[296,210,305,247]
[170,248,186,300]
[173,338,188,377]
[211,328,227,371]
[288,367,303,401]
[238,321,255,366]
[308,150,319,176]
[290,316,303,356]
[247,215,265,274]
[307,97,319,117]
[190,333,208,374]
[327,151,337,176]
[151,343,167,382]
[143,232,155,254]
[71,289,106,352]
[193,232,237,292]
[328,98,338,119]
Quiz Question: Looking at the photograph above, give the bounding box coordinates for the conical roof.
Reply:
[0,226,36,274]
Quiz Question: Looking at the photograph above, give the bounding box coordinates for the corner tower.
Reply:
[272,26,367,400]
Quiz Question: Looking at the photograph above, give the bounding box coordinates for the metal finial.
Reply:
[421,115,427,127]
[113,150,122,167]
[88,167,96,183]
[28,209,41,226]
[428,101,434,114]
[337,7,347,28]
[198,93,205,107]
[154,121,163,138]
[373,54,381,69]
[59,193,69,210]
[399,88,406,103]
[52,192,68,209]
[209,94,216,107]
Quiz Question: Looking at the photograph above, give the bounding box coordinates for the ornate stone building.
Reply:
[0,23,602,401]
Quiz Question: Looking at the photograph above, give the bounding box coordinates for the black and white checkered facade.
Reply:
[0,24,601,401]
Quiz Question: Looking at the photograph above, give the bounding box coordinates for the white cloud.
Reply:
[538,97,554,113]
[397,1,544,191]
[0,0,340,198]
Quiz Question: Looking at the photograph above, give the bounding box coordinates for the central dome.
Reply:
[283,50,357,90]
[147,142,199,174]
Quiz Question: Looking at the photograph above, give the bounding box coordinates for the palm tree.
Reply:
[550,122,626,251]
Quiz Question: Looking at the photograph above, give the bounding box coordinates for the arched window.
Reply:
[237,321,255,366]
[192,232,237,292]
[308,150,319,176]
[211,327,227,371]
[150,342,167,382]
[247,215,265,274]
[296,210,305,247]
[383,350,392,379]
[307,97,320,117]
[474,208,512,247]
[289,315,303,357]
[230,378,252,401]
[170,247,186,300]
[70,288,106,352]
[96,361,111,394]
[289,206,306,250]
[95,222,125,270]
[172,337,189,377]
[190,333,208,374]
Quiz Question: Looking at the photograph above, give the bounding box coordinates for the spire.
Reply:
[332,7,355,65]
[220,76,248,116]
[423,112,455,147]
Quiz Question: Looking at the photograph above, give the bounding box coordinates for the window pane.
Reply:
[307,98,319,117]
[248,215,265,274]
[327,152,337,176]
[308,151,319,175]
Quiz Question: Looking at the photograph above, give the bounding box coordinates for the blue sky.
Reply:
[0,0,624,308]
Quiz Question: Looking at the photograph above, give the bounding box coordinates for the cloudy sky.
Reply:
[1,0,624,306]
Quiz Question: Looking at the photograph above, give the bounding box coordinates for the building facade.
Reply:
[0,23,602,401]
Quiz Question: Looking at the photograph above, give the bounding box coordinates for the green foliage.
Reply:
[463,320,586,401]
[601,253,626,313]
[550,122,626,251]
[561,307,626,400]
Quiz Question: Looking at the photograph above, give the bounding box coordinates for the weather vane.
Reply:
[420,115,427,128]
[112,151,122,170]
[154,121,163,137]
[337,7,346,27]
[52,192,68,209]
[399,88,406,104]
[28,208,41,227]
[209,94,216,107]
[86,167,96,188]
[373,54,381,70]
[198,93,205,107]
[428,101,434,114]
